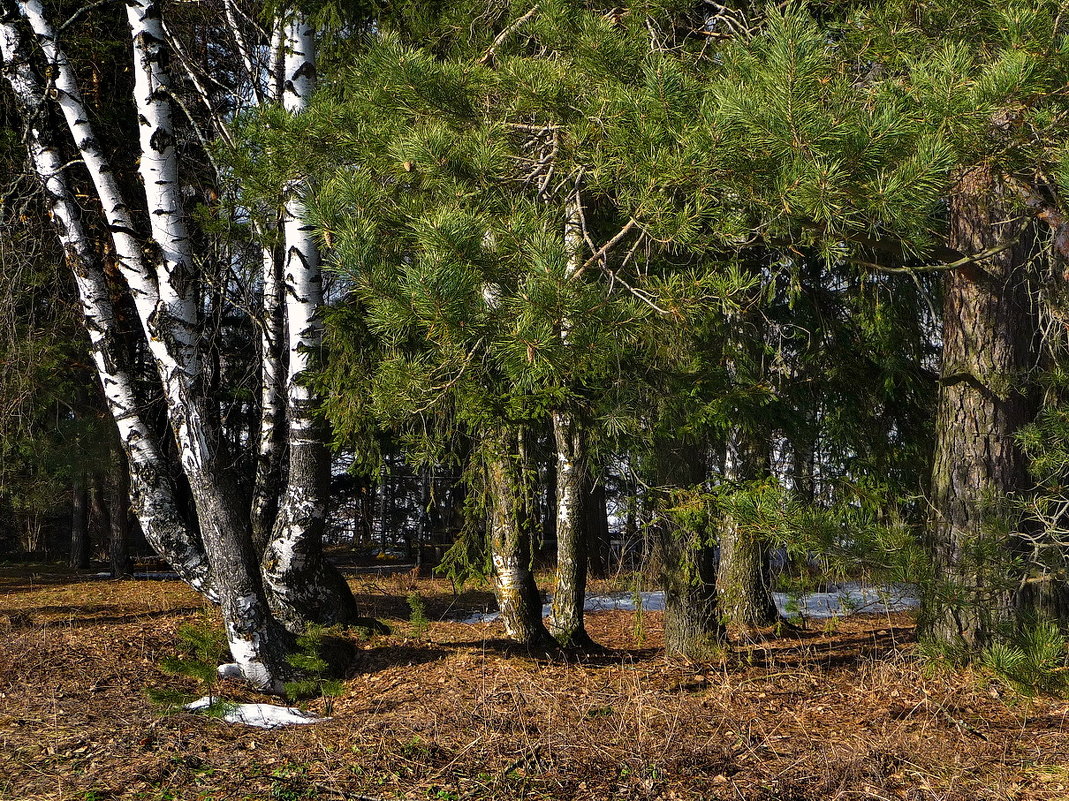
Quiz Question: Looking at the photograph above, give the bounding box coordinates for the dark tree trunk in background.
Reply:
[921,167,1039,652]
[586,476,610,578]
[109,456,132,577]
[69,478,90,569]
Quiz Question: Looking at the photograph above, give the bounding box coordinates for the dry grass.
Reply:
[1,564,1068,800]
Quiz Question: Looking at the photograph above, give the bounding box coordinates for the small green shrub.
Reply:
[284,625,345,715]
[407,591,429,640]
[982,623,1069,698]
[147,615,233,717]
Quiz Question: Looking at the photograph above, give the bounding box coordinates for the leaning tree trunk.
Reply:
[260,13,358,630]
[655,443,726,660]
[8,2,294,690]
[921,166,1038,653]
[7,2,215,594]
[716,426,778,632]
[0,9,214,596]
[485,428,557,649]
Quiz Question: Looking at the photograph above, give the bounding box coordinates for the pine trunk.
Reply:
[921,167,1038,652]
[656,445,725,660]
[716,428,778,631]
[70,479,90,570]
[485,429,556,649]
[109,455,132,577]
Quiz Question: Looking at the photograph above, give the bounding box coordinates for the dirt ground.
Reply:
[1,564,1068,801]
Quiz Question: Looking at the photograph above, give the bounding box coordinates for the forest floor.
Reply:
[2,563,1069,801]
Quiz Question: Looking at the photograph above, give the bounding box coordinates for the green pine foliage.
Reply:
[284,625,345,715]
[147,617,234,717]
[982,623,1069,698]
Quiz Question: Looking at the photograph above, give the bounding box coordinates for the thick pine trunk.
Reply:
[261,14,358,630]
[921,167,1038,652]
[716,428,778,631]
[656,445,726,660]
[548,410,596,648]
[485,429,557,649]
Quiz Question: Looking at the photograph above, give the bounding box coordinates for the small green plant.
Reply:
[631,575,646,647]
[407,591,429,640]
[147,615,233,716]
[284,625,345,715]
[981,623,1069,698]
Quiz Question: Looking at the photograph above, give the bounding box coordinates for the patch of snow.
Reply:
[454,583,918,625]
[184,696,327,729]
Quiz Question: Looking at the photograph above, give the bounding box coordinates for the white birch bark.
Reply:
[17,0,209,477]
[0,15,213,596]
[261,15,357,629]
[250,18,287,552]
[548,193,595,648]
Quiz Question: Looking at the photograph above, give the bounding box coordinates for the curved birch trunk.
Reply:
[251,234,286,553]
[260,14,358,630]
[485,428,557,649]
[0,12,215,597]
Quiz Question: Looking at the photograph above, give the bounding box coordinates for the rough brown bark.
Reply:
[921,167,1039,652]
[655,444,726,660]
[69,478,90,570]
[716,427,778,632]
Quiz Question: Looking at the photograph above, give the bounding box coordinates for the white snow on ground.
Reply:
[185,696,328,729]
[455,583,918,625]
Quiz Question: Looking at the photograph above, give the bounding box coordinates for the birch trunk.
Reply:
[547,193,596,648]
[261,14,358,630]
[0,12,213,597]
[251,235,286,553]
[548,410,595,648]
[921,167,1038,652]
[485,429,557,649]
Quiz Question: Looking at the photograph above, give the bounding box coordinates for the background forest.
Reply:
[3,1,1069,797]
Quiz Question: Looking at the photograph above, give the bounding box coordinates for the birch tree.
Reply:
[0,0,367,689]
